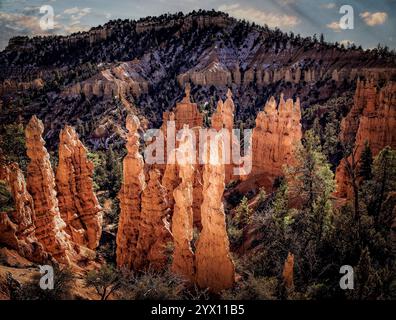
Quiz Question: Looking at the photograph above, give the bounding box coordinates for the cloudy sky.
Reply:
[0,0,395,50]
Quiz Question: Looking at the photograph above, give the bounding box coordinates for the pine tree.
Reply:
[359,141,373,181]
[236,196,252,227]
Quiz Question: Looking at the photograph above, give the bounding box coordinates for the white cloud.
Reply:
[326,21,341,32]
[321,3,336,9]
[360,11,388,26]
[218,3,300,28]
[64,7,80,15]
[278,0,296,6]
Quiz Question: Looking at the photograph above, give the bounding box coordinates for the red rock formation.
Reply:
[195,132,235,292]
[336,80,396,197]
[282,252,294,290]
[173,84,204,130]
[0,163,49,263]
[211,89,237,183]
[250,94,302,190]
[116,115,146,269]
[162,85,204,226]
[25,116,73,264]
[62,61,148,100]
[171,128,196,281]
[56,126,103,250]
[135,169,170,270]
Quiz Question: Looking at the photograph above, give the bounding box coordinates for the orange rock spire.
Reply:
[56,126,103,250]
[25,116,72,264]
[116,114,146,269]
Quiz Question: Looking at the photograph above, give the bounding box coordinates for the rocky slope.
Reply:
[1,11,395,150]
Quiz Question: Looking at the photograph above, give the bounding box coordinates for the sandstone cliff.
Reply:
[62,60,149,101]
[56,126,103,250]
[336,80,396,197]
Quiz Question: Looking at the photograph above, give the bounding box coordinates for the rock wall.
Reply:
[195,131,235,292]
[116,115,146,269]
[250,94,302,190]
[56,126,103,250]
[62,61,149,100]
[336,80,396,197]
[25,116,73,264]
[0,163,49,263]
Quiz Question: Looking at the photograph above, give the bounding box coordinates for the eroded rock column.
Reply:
[171,127,195,281]
[0,162,48,263]
[56,126,103,250]
[195,131,235,292]
[250,94,302,190]
[25,116,72,264]
[136,169,170,270]
[116,115,146,269]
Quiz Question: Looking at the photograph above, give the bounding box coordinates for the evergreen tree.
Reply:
[287,130,335,236]
[359,141,373,181]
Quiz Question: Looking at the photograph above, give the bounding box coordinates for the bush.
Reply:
[12,266,75,300]
[221,276,278,300]
[119,269,185,300]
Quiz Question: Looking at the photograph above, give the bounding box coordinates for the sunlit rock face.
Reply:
[162,85,204,227]
[171,128,196,282]
[0,162,49,263]
[195,131,235,292]
[56,126,103,250]
[25,116,73,265]
[336,79,396,198]
[249,94,302,191]
[116,115,146,269]
[211,89,237,184]
[135,169,171,271]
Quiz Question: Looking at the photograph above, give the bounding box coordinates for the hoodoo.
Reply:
[0,162,48,263]
[116,115,146,269]
[136,169,170,270]
[25,116,73,264]
[56,126,103,250]
[195,131,235,292]
[171,127,196,282]
[250,95,302,190]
